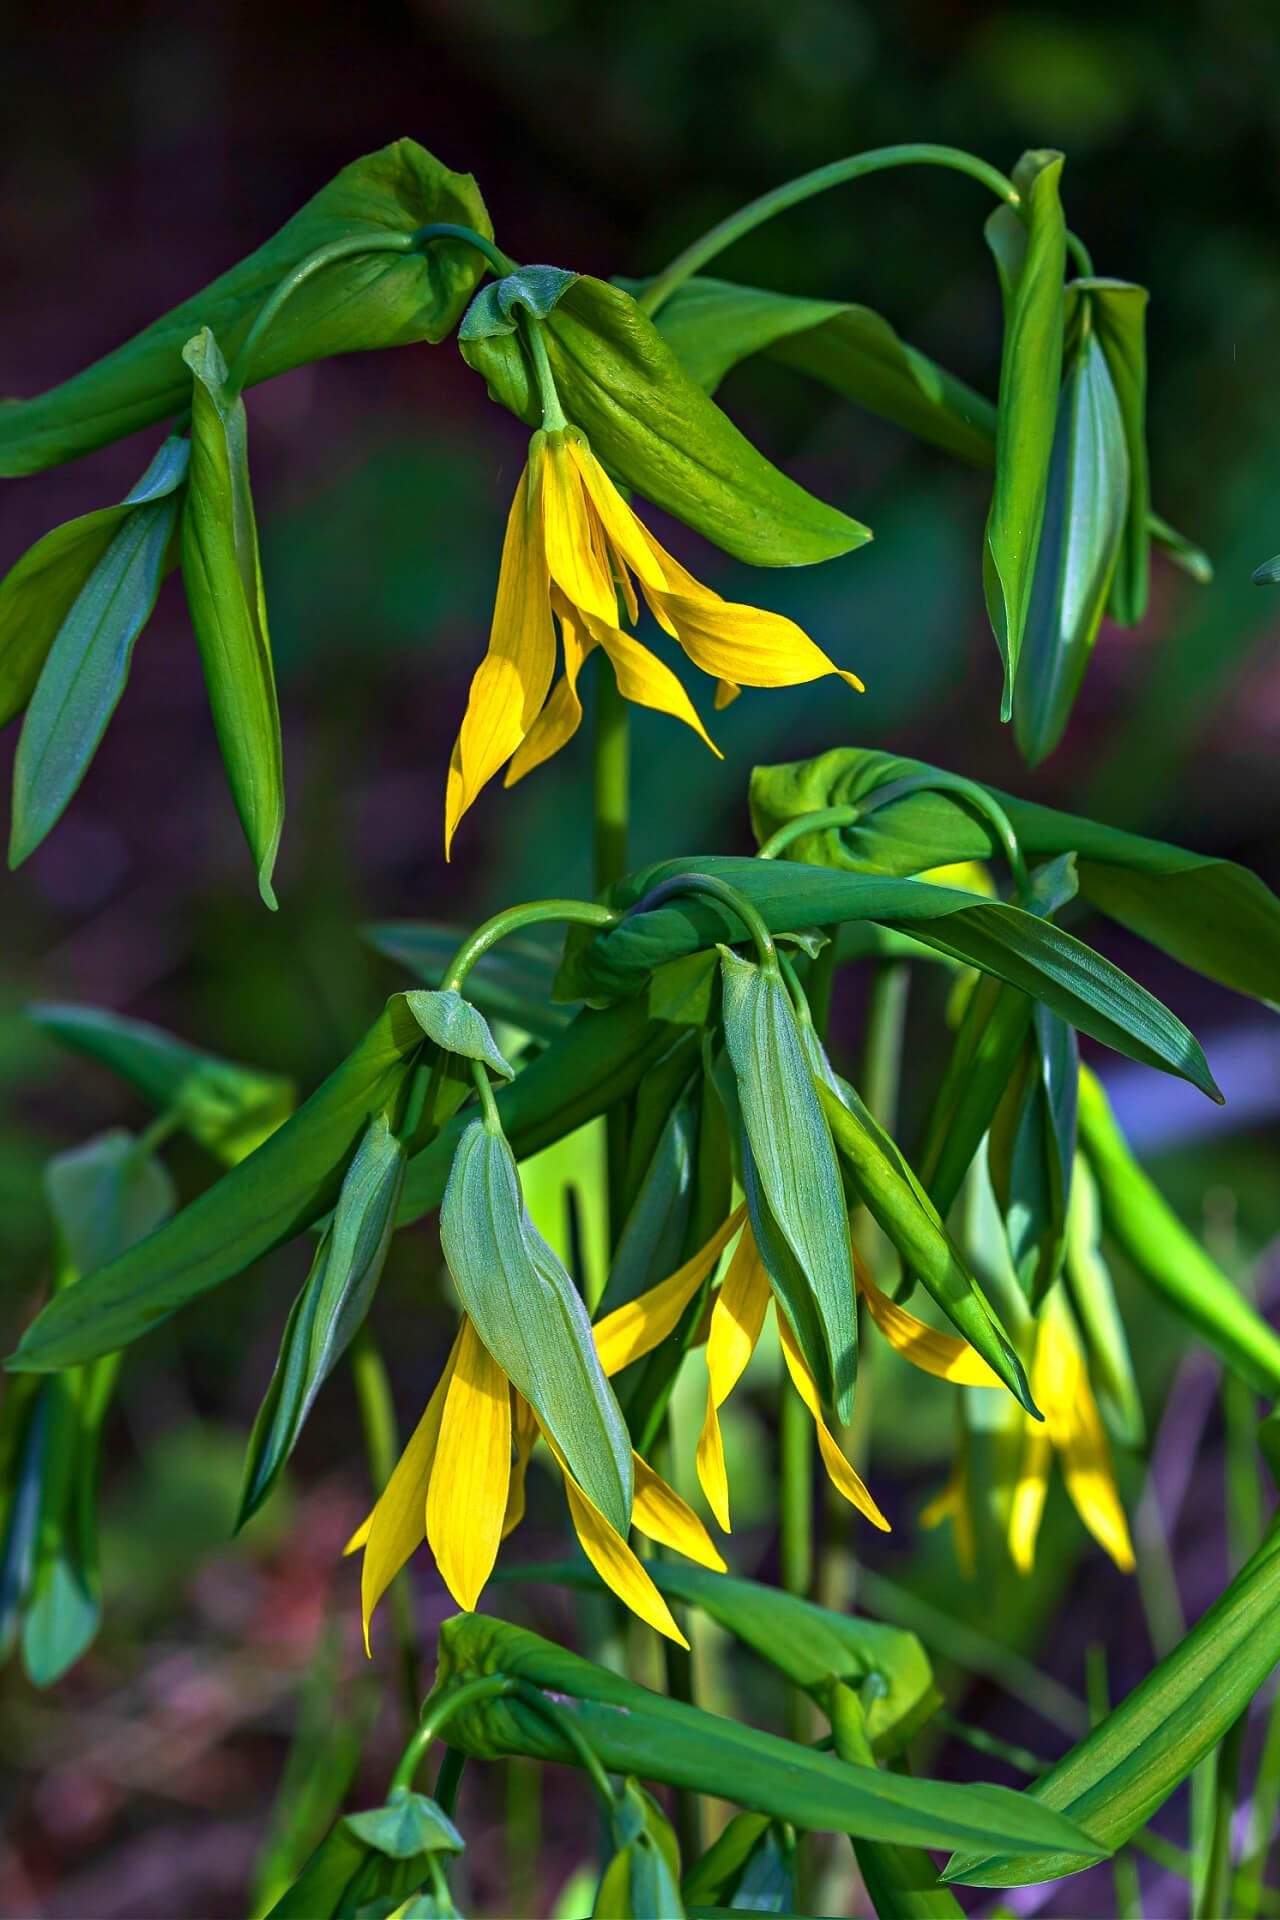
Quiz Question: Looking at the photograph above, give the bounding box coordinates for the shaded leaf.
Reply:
[405,989,514,1080]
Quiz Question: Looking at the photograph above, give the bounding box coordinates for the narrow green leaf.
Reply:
[1252,552,1280,586]
[10,438,190,865]
[719,949,856,1418]
[435,1614,1104,1861]
[1,140,492,477]
[1077,1067,1280,1394]
[0,506,129,729]
[1064,1153,1145,1448]
[989,1006,1078,1306]
[9,997,426,1371]
[601,1079,699,1316]
[983,150,1067,717]
[944,1525,1280,1886]
[237,1113,406,1526]
[749,746,1280,1005]
[440,1120,633,1532]
[1068,279,1151,625]
[405,988,514,1080]
[1013,329,1129,765]
[459,275,869,567]
[182,326,284,906]
[28,999,295,1165]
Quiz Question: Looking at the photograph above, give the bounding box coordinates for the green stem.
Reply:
[434,1745,467,1817]
[859,771,1032,900]
[639,145,1020,315]
[780,1373,814,1746]
[226,233,414,398]
[507,1678,618,1811]
[756,804,861,861]
[442,898,619,994]
[1233,1676,1280,1917]
[349,1327,420,1729]
[593,657,631,895]
[391,1674,515,1793]
[1197,1709,1247,1920]
[412,221,514,277]
[520,312,568,432]
[862,960,910,1134]
[627,871,776,968]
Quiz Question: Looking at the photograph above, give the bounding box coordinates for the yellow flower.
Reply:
[922,1291,1134,1577]
[349,1292,728,1652]
[445,427,863,854]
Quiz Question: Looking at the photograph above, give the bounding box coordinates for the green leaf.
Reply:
[181,326,285,907]
[944,1524,1280,1886]
[1077,1067,1280,1395]
[28,999,295,1165]
[1069,279,1151,625]
[1149,510,1212,584]
[988,1007,1078,1306]
[0,1378,46,1657]
[983,151,1067,718]
[681,1813,794,1914]
[344,1791,463,1861]
[1063,1153,1144,1448]
[9,996,426,1371]
[719,951,856,1418]
[9,437,189,866]
[440,1119,633,1533]
[0,140,491,477]
[459,275,869,568]
[263,1822,435,1920]
[458,265,579,340]
[237,1113,406,1526]
[1013,328,1128,766]
[816,1080,1034,1414]
[596,1781,686,1918]
[363,921,570,1038]
[435,1614,1103,1862]
[405,989,514,1080]
[510,1557,936,1757]
[562,854,1221,1101]
[629,274,997,466]
[749,746,1280,1005]
[0,508,129,730]
[601,1076,699,1316]
[1252,552,1280,586]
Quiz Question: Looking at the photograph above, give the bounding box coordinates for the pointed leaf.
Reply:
[1068,279,1151,625]
[405,989,514,1080]
[344,1790,463,1861]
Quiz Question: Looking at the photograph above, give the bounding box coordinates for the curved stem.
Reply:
[858,771,1032,900]
[639,145,1019,316]
[412,221,514,278]
[442,899,620,994]
[390,1673,515,1794]
[593,659,631,894]
[226,232,415,397]
[627,872,776,968]
[507,1679,617,1811]
[519,312,568,432]
[1066,230,1097,279]
[757,804,861,861]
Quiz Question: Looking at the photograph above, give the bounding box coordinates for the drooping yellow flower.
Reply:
[921,1291,1134,1576]
[445,427,863,854]
[349,1293,728,1651]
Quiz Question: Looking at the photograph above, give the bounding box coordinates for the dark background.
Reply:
[1,3,1278,1914]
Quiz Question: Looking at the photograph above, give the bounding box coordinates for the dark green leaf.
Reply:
[237,1113,406,1526]
[0,507,129,729]
[945,1524,1280,1886]
[435,1614,1103,1861]
[263,1822,434,1920]
[1063,1152,1144,1448]
[440,1120,633,1532]
[983,151,1067,717]
[601,1078,698,1316]
[1068,279,1151,625]
[1252,552,1280,586]
[405,989,514,1080]
[749,746,1280,1004]
[989,1008,1078,1306]
[1,141,492,476]
[459,275,869,567]
[344,1790,463,1860]
[9,997,426,1371]
[181,326,284,906]
[1013,329,1128,765]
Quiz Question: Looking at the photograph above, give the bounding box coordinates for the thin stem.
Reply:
[226,232,415,398]
[434,1745,467,1817]
[390,1673,515,1793]
[411,222,514,277]
[627,871,776,968]
[1197,1709,1247,1920]
[1067,230,1097,278]
[757,804,861,861]
[349,1327,420,1729]
[520,312,568,432]
[593,656,631,895]
[471,1056,503,1131]
[639,145,1020,316]
[780,1379,814,1666]
[442,898,619,994]
[507,1678,618,1812]
[859,771,1033,900]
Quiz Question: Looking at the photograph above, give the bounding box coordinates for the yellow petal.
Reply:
[917,861,996,897]
[502,1392,541,1542]
[778,1316,890,1531]
[631,1449,726,1571]
[920,1463,976,1578]
[426,1318,512,1612]
[696,1382,731,1534]
[706,1226,772,1406]
[859,1270,1003,1387]
[445,451,557,856]
[653,574,864,695]
[592,1204,745,1377]
[592,620,722,758]
[505,601,596,786]
[566,436,668,597]
[541,434,618,625]
[357,1325,464,1651]
[1038,1316,1135,1573]
[1008,1420,1054,1574]
[714,679,741,710]
[562,1469,689,1646]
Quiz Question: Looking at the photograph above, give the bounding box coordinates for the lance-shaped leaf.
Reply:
[440,1119,633,1533]
[459,274,868,568]
[263,1821,441,1920]
[1063,1152,1144,1448]
[718,949,856,1419]
[509,1557,936,1757]
[29,1000,295,1165]
[681,1812,796,1915]
[6,438,189,865]
[237,1114,406,1526]
[363,920,570,1038]
[1,141,491,477]
[1067,279,1151,625]
[564,855,1221,1102]
[983,150,1067,717]
[601,1074,699,1316]
[182,327,285,906]
[596,1779,685,1919]
[9,996,426,1372]
[435,1614,1103,1862]
[629,274,997,465]
[988,1003,1079,1306]
[1013,326,1129,766]
[749,746,1280,1004]
[404,988,514,1080]
[1077,1067,1280,1394]
[945,1523,1280,1886]
[816,1080,1033,1414]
